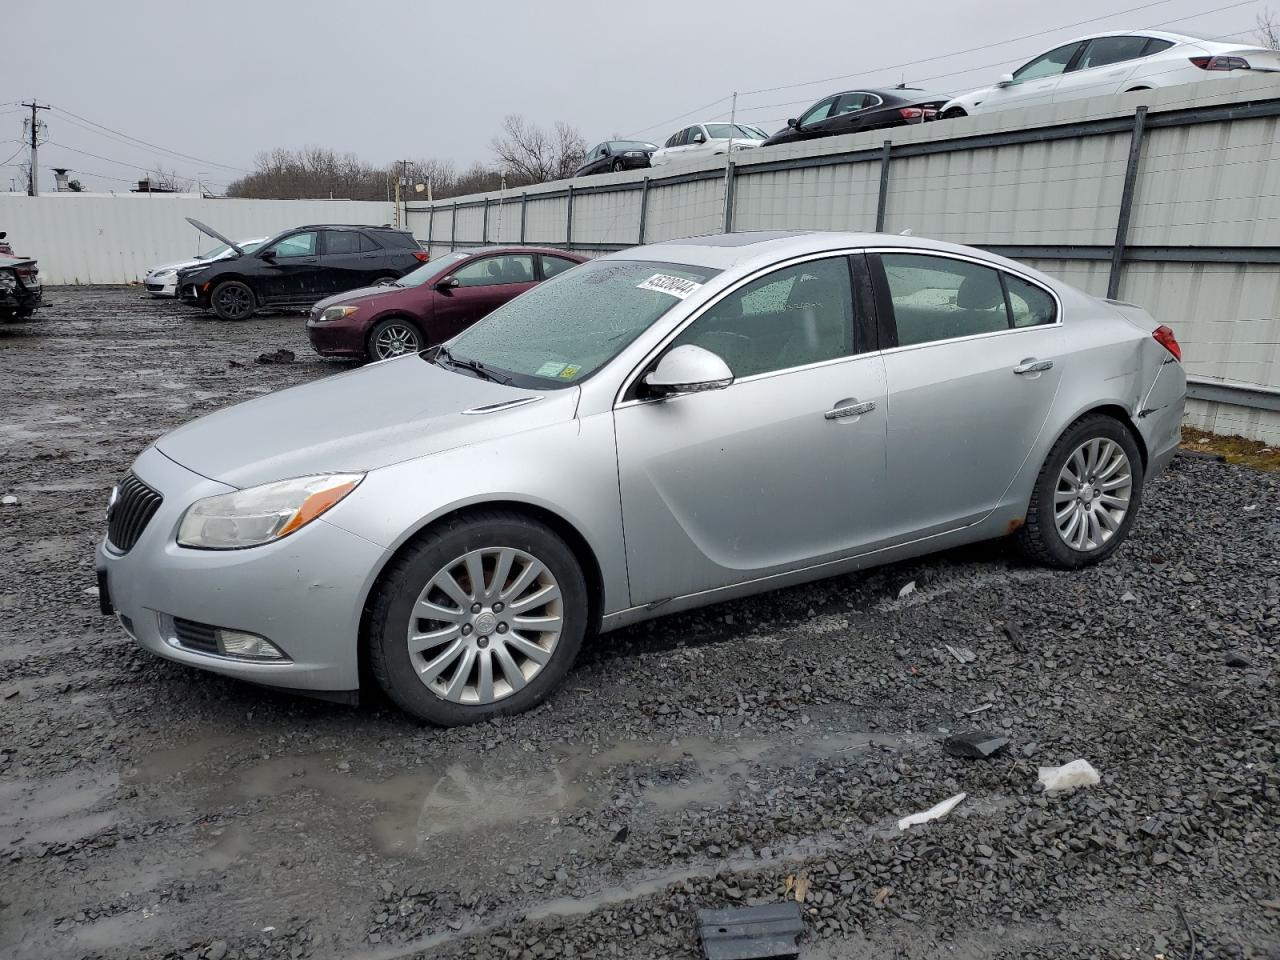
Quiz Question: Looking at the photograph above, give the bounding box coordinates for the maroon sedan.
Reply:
[305,246,587,361]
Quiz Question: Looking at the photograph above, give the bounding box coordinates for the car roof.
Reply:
[1043,29,1200,45]
[601,230,1041,275]
[294,223,407,231]
[448,245,586,258]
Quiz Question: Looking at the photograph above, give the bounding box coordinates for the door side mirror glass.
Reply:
[643,345,734,397]
[260,250,277,262]
[692,132,705,143]
[997,73,1015,87]
[436,276,460,290]
[786,118,799,129]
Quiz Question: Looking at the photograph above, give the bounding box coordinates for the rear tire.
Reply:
[1017,414,1144,569]
[367,316,424,361]
[210,280,256,321]
[366,511,589,726]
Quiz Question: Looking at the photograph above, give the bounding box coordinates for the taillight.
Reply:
[1189,55,1250,70]
[898,107,937,122]
[412,251,430,263]
[1153,324,1181,361]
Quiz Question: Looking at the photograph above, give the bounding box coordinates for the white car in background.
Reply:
[650,122,770,167]
[940,30,1280,118]
[143,237,267,297]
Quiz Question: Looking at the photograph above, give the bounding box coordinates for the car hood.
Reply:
[312,285,406,313]
[154,356,577,488]
[147,256,205,276]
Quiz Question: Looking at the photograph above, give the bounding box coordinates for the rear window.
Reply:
[373,230,421,250]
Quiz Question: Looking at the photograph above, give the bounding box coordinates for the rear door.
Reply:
[257,230,323,303]
[433,253,538,338]
[871,251,1064,541]
[1053,35,1153,102]
[319,229,374,295]
[819,92,875,136]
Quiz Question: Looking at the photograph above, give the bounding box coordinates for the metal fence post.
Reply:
[426,204,434,253]
[481,198,489,244]
[1108,105,1148,301]
[875,140,892,232]
[450,201,457,252]
[565,185,574,248]
[722,161,737,234]
[638,177,650,245]
[520,192,527,244]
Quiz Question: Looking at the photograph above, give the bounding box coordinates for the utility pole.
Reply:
[723,91,738,233]
[21,101,50,197]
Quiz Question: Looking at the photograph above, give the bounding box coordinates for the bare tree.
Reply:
[1256,7,1280,49]
[148,166,194,193]
[490,115,587,184]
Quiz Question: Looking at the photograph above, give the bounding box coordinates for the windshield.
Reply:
[395,252,471,287]
[444,258,721,388]
[196,239,264,260]
[610,141,657,151]
[704,124,765,140]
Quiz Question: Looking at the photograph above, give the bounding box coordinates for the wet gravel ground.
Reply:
[1,287,1278,960]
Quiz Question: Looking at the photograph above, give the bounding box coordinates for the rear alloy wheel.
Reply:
[1017,415,1144,569]
[210,280,256,321]
[369,317,422,360]
[611,158,625,172]
[367,512,589,726]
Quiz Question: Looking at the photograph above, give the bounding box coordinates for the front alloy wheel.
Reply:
[370,318,422,360]
[211,280,255,321]
[367,511,589,726]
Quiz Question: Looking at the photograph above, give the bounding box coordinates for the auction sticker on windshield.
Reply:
[636,274,702,299]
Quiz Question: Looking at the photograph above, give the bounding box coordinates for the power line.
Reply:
[42,139,225,187]
[47,105,251,174]
[624,94,735,140]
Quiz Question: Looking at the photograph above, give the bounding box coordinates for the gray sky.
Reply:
[4,0,1272,193]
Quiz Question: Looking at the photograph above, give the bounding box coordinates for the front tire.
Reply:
[611,158,625,172]
[368,317,423,361]
[210,280,256,321]
[1017,415,1144,569]
[366,512,589,726]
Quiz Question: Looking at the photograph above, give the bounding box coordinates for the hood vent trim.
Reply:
[461,396,543,416]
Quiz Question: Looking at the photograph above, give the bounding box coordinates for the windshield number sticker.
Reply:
[536,362,567,377]
[636,274,702,299]
[558,365,581,379]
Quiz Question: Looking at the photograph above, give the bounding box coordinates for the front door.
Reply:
[871,251,1064,542]
[615,254,889,605]
[433,253,538,339]
[257,230,322,303]
[981,41,1084,113]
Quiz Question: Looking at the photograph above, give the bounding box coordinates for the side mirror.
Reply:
[997,73,1015,87]
[600,146,611,157]
[436,276,460,290]
[643,345,734,397]
[786,118,799,129]
[260,250,276,263]
[692,132,706,143]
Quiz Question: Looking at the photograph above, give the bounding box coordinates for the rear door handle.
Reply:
[824,399,876,420]
[1013,359,1053,375]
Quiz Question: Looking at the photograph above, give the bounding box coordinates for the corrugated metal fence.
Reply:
[406,75,1280,443]
[0,194,396,285]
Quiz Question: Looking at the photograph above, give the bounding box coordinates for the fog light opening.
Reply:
[217,629,287,660]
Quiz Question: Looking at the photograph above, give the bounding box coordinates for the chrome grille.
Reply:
[106,473,163,553]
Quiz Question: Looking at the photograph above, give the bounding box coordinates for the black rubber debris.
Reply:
[1224,650,1251,668]
[698,902,804,960]
[255,349,296,365]
[943,730,1010,759]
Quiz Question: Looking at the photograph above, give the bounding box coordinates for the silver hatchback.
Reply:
[96,231,1185,725]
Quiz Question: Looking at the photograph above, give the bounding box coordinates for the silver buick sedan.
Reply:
[96,231,1186,726]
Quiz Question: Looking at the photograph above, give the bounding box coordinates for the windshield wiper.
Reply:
[435,345,512,385]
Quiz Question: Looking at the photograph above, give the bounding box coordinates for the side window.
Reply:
[880,253,1009,346]
[324,231,359,256]
[799,97,837,126]
[669,256,855,379]
[266,231,317,259]
[1142,37,1173,56]
[1004,274,1057,328]
[675,128,690,146]
[541,255,578,279]
[664,132,679,148]
[1013,42,1083,82]
[1076,35,1151,70]
[356,233,380,252]
[833,93,868,116]
[452,254,535,287]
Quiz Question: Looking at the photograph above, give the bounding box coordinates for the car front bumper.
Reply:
[178,281,210,307]
[95,445,387,694]
[1,279,42,313]
[144,274,178,296]
[306,312,369,358]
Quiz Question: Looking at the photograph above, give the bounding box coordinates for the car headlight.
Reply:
[319,305,359,322]
[154,268,175,278]
[624,151,645,158]
[177,473,364,549]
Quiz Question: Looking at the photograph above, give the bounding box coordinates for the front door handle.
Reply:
[1013,358,1054,375]
[824,399,876,421]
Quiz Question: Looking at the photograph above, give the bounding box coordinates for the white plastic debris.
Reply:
[1,495,18,506]
[1121,591,1137,603]
[897,580,916,599]
[1038,759,1101,792]
[897,792,966,831]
